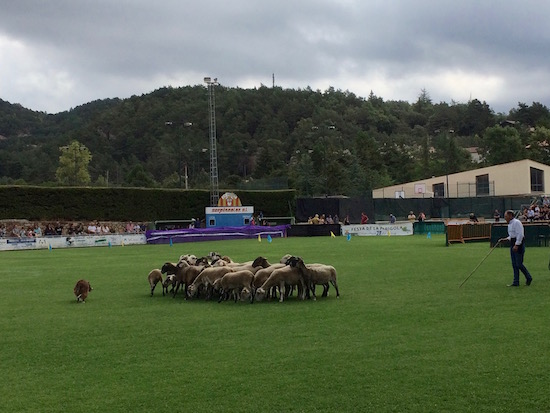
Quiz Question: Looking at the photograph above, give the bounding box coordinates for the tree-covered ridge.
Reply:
[1,87,550,196]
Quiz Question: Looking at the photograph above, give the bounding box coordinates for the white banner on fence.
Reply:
[0,234,146,252]
[341,222,413,237]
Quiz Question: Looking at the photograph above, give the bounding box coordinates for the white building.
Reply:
[373,159,550,199]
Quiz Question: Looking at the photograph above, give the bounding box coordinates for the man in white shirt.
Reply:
[499,210,533,287]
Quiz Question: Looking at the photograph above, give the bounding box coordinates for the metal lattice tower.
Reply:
[204,77,219,206]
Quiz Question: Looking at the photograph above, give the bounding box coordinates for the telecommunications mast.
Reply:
[204,77,219,206]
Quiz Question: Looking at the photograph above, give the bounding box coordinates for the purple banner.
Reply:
[145,225,290,244]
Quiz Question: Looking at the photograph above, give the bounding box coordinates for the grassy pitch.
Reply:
[1,234,549,412]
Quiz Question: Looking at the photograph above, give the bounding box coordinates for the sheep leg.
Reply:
[172,282,181,298]
[299,280,307,300]
[205,285,213,300]
[308,282,317,301]
[331,280,340,297]
[279,283,285,302]
[321,283,329,297]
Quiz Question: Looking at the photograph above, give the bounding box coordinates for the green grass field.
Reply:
[1,234,549,412]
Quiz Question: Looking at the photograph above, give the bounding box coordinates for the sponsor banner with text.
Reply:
[0,234,146,251]
[341,222,413,237]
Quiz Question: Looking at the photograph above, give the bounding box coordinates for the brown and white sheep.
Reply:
[212,270,255,303]
[161,261,204,298]
[163,274,177,295]
[74,279,93,303]
[147,269,167,296]
[286,257,339,300]
[254,265,305,303]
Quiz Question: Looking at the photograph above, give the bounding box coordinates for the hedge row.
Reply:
[0,186,296,221]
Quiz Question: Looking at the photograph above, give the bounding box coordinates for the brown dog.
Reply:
[74,279,93,303]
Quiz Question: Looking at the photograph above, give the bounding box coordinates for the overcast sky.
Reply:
[1,0,549,114]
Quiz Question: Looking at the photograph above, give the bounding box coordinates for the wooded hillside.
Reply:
[1,86,550,196]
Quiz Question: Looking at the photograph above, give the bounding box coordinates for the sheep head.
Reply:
[163,274,175,287]
[240,287,252,302]
[285,256,303,267]
[187,283,197,296]
[195,256,210,266]
[252,256,269,268]
[211,258,227,267]
[255,287,267,301]
[280,254,293,264]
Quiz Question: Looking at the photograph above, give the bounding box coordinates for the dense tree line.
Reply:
[1,86,550,196]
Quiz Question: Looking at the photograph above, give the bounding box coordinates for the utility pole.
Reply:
[204,77,219,206]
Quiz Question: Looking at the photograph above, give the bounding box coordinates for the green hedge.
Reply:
[0,186,296,221]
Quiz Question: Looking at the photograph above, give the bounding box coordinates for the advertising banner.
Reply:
[0,234,146,252]
[341,222,413,237]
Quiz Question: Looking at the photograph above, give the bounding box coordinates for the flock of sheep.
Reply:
[147,252,340,303]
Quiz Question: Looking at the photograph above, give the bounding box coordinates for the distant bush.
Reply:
[0,186,296,221]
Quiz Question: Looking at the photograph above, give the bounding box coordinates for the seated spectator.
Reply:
[87,222,97,234]
[543,195,550,207]
[418,212,426,222]
[389,214,396,224]
[326,215,334,224]
[311,214,320,224]
[469,212,479,223]
[319,214,326,224]
[44,223,56,236]
[0,225,6,237]
[527,207,535,222]
[75,223,85,234]
[33,224,43,237]
[55,222,63,236]
[407,211,416,221]
[126,221,135,233]
[343,215,350,225]
[361,212,369,224]
[100,223,110,234]
[333,214,339,224]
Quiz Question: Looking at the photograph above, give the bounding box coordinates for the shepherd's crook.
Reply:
[459,239,501,288]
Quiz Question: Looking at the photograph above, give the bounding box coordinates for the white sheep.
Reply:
[178,254,197,266]
[252,263,286,299]
[212,270,255,303]
[187,266,234,299]
[255,265,305,303]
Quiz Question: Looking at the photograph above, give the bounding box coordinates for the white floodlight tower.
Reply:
[204,77,219,207]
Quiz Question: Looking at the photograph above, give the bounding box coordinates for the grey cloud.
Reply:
[0,0,549,113]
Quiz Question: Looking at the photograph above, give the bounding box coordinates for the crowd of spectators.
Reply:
[307,214,349,225]
[0,220,148,239]
[519,199,550,222]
